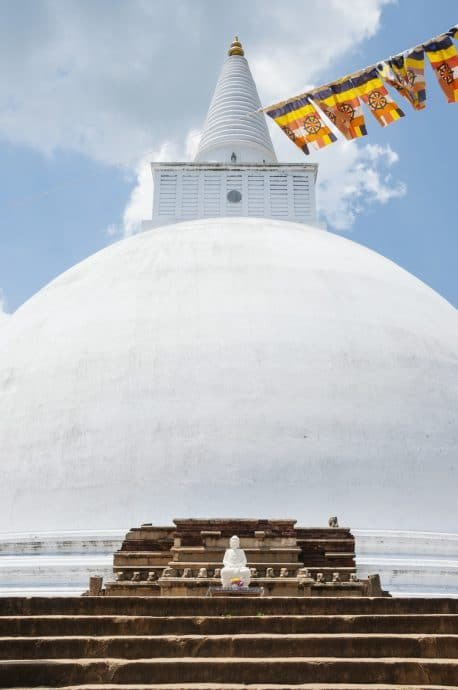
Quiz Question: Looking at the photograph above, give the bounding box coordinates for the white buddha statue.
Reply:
[221,535,251,588]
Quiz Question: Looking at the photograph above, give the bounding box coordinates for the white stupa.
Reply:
[0,38,457,596]
[145,38,316,230]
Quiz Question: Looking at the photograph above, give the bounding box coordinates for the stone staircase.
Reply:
[0,595,457,688]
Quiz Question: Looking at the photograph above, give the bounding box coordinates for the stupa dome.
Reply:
[0,217,456,533]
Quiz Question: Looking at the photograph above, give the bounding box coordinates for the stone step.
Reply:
[296,528,353,539]
[1,657,457,686]
[1,597,458,617]
[164,562,303,571]
[1,634,457,660]
[15,686,458,690]
[3,614,457,637]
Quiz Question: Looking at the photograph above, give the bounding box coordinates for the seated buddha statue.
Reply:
[221,535,251,588]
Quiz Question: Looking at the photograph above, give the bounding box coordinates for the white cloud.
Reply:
[0,0,404,234]
[0,291,10,325]
[0,0,393,166]
[250,0,394,101]
[316,143,406,231]
[112,129,201,238]
[122,143,171,238]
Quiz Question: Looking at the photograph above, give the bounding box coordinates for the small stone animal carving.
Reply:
[349,572,358,582]
[266,567,275,578]
[197,568,207,578]
[328,516,339,528]
[147,571,157,582]
[280,568,289,578]
[162,567,175,578]
[116,571,125,581]
[250,567,258,578]
[332,572,340,582]
[316,572,325,583]
[182,568,192,578]
[297,567,311,579]
[132,571,142,582]
[213,568,221,579]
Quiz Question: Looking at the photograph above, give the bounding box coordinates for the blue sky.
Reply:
[0,0,457,313]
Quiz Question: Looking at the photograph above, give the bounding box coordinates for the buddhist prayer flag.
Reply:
[312,79,367,140]
[352,68,405,126]
[425,35,458,103]
[378,48,426,110]
[265,95,337,154]
[262,26,457,156]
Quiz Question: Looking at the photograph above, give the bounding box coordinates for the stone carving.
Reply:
[162,567,175,578]
[221,535,251,588]
[182,568,192,578]
[280,568,289,578]
[88,576,103,596]
[116,571,125,581]
[147,571,157,582]
[197,567,207,578]
[297,567,311,580]
[367,573,383,597]
[266,567,275,578]
[316,572,325,583]
[332,572,340,582]
[132,571,142,581]
[250,567,258,578]
[350,572,358,582]
[213,568,221,579]
[328,516,339,528]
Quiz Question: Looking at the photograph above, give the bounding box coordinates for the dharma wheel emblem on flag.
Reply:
[304,114,322,134]
[337,103,355,119]
[437,62,453,84]
[368,91,388,110]
[324,109,337,124]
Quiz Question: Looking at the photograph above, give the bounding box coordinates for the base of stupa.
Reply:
[101,518,388,597]
[1,527,458,597]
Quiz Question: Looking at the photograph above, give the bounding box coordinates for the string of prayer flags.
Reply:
[261,25,458,156]
[425,35,458,103]
[352,68,405,126]
[378,49,426,111]
[265,95,337,153]
[312,79,367,140]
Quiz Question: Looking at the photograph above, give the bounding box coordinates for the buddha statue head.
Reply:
[230,535,240,549]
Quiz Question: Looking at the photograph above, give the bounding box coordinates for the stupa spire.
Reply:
[228,36,244,57]
[194,37,277,163]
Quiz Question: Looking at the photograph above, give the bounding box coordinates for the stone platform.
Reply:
[104,518,385,597]
[0,595,457,687]
[207,586,264,597]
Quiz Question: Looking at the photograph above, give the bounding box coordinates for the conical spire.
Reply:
[194,37,277,163]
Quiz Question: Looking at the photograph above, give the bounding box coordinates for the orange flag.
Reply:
[425,35,458,103]
[352,68,405,126]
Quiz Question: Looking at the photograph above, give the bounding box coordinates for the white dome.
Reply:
[0,217,456,532]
